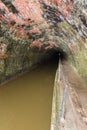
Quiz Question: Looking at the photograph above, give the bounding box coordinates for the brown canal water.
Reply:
[0,59,58,130]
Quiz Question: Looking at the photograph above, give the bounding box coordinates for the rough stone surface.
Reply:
[0,0,87,83]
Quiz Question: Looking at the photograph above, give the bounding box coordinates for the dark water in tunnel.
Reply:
[0,57,58,130]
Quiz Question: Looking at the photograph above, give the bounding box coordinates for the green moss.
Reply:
[75,47,87,82]
[59,21,73,33]
[59,21,68,29]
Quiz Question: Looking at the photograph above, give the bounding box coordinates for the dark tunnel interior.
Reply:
[39,47,68,71]
[45,48,68,63]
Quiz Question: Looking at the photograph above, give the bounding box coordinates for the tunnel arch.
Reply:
[38,45,76,69]
[45,47,68,62]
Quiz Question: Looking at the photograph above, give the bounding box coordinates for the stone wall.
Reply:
[0,0,87,83]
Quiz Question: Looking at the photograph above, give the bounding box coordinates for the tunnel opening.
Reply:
[36,47,69,76]
[43,48,68,66]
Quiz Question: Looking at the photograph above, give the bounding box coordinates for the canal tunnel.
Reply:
[0,46,70,130]
[43,47,68,64]
[0,48,68,130]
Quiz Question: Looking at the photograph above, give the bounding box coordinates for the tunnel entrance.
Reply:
[42,48,68,66]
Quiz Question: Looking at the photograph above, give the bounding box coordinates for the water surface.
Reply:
[0,59,57,130]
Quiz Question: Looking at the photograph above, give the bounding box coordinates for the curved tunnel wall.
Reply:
[45,46,72,62]
[0,39,74,85]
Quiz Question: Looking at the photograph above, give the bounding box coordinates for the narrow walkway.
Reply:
[62,60,87,110]
[60,60,87,130]
[51,59,87,130]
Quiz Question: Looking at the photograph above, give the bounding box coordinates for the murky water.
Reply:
[0,59,58,130]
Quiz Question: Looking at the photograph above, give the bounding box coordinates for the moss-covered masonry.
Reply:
[0,0,87,83]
